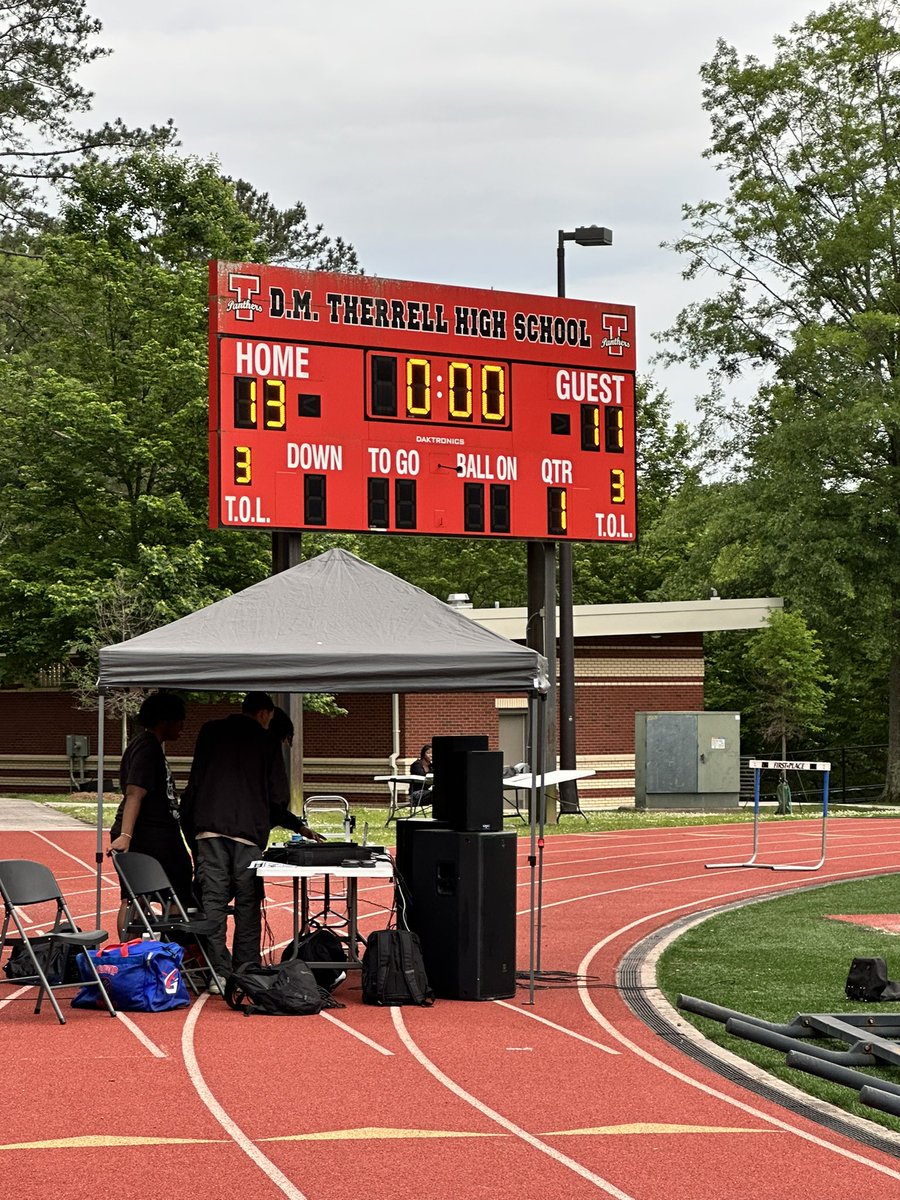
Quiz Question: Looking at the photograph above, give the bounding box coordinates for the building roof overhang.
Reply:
[465,597,784,641]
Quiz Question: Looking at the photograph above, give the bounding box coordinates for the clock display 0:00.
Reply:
[369,353,510,427]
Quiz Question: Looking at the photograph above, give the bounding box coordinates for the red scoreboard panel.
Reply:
[209,261,637,542]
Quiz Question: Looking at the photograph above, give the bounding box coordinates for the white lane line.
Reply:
[493,999,618,1055]
[321,1011,393,1055]
[30,831,106,876]
[391,1007,637,1199]
[0,983,30,1008]
[574,877,900,1184]
[524,842,900,891]
[115,1011,167,1057]
[524,856,898,918]
[181,993,309,1200]
[265,933,393,1056]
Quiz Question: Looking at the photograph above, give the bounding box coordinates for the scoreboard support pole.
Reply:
[706,759,831,872]
[272,531,305,813]
[527,541,557,808]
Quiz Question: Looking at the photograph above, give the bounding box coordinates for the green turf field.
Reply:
[657,872,900,1133]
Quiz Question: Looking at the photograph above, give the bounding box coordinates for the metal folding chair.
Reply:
[302,795,355,840]
[0,859,116,1024]
[112,851,223,994]
[300,796,353,929]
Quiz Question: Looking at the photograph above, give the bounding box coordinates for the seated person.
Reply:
[409,744,432,808]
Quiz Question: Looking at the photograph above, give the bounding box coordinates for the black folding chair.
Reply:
[0,859,116,1025]
[111,851,223,994]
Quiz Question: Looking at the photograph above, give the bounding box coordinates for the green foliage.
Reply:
[0,1,175,238]
[660,0,900,793]
[230,178,360,272]
[742,609,833,750]
[0,146,358,683]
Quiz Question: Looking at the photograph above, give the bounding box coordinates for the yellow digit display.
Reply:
[234,445,252,485]
[449,361,473,419]
[610,468,625,504]
[234,378,257,428]
[605,406,624,452]
[581,404,600,450]
[263,379,286,429]
[406,358,431,416]
[482,365,505,422]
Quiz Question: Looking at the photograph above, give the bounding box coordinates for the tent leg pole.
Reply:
[95,694,106,927]
[536,694,546,974]
[526,693,539,1006]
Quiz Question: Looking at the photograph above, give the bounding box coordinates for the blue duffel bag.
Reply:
[72,938,190,1011]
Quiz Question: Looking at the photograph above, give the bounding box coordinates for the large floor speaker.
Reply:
[431,735,488,824]
[405,828,517,1000]
[394,817,449,928]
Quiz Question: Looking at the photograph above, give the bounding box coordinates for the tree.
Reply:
[0,148,359,682]
[742,609,833,755]
[230,179,359,271]
[0,1,174,240]
[661,0,900,797]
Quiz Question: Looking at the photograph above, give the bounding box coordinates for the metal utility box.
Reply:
[66,734,89,759]
[634,712,740,810]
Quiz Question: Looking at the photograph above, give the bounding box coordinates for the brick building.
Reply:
[0,595,780,808]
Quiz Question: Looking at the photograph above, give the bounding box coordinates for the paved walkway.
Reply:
[0,796,88,831]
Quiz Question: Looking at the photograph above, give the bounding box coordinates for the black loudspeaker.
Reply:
[454,750,504,832]
[394,817,449,928]
[431,735,488,824]
[406,828,517,1000]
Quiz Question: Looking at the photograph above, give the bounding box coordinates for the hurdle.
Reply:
[706,758,831,871]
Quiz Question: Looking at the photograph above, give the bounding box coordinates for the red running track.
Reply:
[3,818,900,1200]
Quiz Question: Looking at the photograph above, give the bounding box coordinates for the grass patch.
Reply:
[20,792,898,840]
[657,874,900,1133]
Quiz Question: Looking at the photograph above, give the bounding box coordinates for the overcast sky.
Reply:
[83,0,820,423]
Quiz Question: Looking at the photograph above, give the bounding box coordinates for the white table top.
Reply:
[503,768,596,789]
[252,859,394,879]
[374,774,433,784]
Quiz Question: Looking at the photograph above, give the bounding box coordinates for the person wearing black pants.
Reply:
[109,691,194,938]
[182,692,323,990]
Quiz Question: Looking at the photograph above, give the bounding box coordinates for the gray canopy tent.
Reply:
[94,548,550,988]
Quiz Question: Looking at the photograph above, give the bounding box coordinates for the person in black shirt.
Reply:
[183,692,322,985]
[109,691,193,938]
[409,743,432,810]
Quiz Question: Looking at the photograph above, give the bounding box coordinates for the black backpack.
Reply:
[4,935,82,985]
[280,927,347,993]
[361,929,434,1007]
[224,959,342,1016]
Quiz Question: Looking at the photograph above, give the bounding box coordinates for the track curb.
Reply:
[619,881,900,1160]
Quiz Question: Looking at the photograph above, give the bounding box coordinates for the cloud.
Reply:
[83,0,818,420]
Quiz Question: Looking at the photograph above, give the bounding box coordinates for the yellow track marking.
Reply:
[0,1135,220,1150]
[262,1127,498,1141]
[545,1124,777,1136]
[1,1123,775,1152]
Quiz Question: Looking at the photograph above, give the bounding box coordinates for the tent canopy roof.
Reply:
[98,548,549,694]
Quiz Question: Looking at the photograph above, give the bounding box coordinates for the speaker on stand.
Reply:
[430,735,488,824]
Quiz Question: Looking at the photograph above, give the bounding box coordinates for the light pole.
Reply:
[556,225,613,815]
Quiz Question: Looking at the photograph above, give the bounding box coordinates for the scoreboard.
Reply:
[208,261,637,542]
